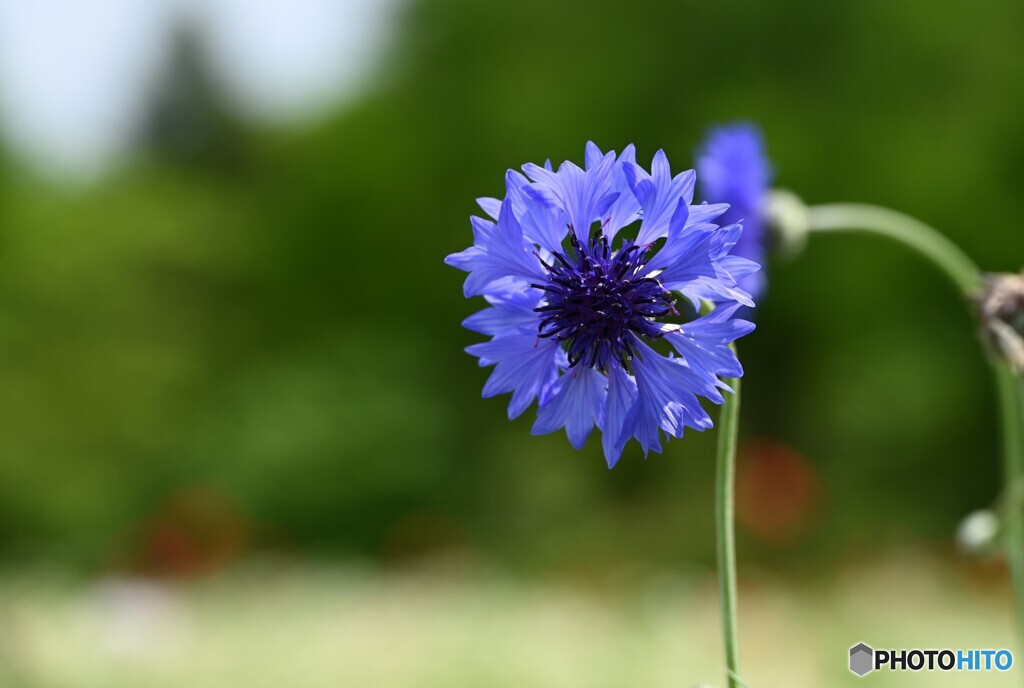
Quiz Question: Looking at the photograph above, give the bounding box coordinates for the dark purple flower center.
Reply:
[533,229,677,369]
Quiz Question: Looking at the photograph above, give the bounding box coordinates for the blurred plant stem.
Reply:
[716,365,742,688]
[804,204,979,293]
[804,203,1024,638]
[995,366,1024,634]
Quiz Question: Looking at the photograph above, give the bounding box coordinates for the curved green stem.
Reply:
[805,202,1024,637]
[716,371,742,688]
[805,203,981,293]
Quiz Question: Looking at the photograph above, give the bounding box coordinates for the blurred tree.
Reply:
[136,18,248,172]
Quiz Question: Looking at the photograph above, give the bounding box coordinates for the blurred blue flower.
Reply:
[446,143,757,467]
[697,124,773,300]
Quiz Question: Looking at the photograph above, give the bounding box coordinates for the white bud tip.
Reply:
[956,509,999,554]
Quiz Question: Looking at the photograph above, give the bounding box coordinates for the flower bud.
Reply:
[765,189,809,257]
[975,271,1024,374]
[956,509,999,555]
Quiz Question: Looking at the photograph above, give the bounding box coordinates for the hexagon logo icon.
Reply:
[849,642,874,676]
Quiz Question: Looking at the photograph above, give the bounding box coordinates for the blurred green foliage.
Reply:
[0,0,1022,572]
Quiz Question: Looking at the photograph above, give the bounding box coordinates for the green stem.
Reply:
[716,371,742,688]
[805,203,980,293]
[804,202,1024,638]
[996,365,1024,634]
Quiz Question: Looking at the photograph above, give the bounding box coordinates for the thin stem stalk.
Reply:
[805,203,980,293]
[716,372,742,688]
[996,365,1024,633]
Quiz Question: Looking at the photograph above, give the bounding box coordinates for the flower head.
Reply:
[697,124,773,299]
[976,270,1024,373]
[446,143,758,467]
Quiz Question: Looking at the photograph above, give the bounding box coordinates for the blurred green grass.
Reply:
[0,553,1015,688]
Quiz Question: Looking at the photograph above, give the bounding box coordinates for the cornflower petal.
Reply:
[696,124,773,299]
[532,365,608,449]
[466,335,566,419]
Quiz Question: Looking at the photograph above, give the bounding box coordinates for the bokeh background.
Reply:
[0,0,1022,686]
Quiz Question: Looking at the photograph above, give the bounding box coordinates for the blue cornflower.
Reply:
[446,143,758,467]
[697,124,773,299]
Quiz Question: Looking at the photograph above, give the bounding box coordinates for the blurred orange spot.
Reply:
[133,487,251,578]
[735,439,823,544]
